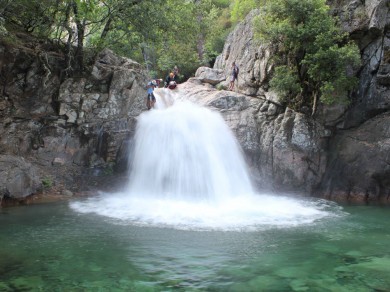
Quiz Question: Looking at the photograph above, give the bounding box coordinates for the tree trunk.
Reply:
[72,0,85,73]
[101,17,112,40]
[63,2,73,76]
[195,0,205,64]
[312,92,318,116]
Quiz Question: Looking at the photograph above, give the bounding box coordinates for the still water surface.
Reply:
[1,201,389,291]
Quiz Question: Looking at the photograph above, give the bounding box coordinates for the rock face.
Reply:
[328,0,390,128]
[211,2,389,201]
[0,0,388,204]
[214,10,273,97]
[0,42,147,201]
[183,75,328,194]
[320,111,390,202]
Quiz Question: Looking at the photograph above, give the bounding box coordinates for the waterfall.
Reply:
[127,101,253,203]
[70,89,342,231]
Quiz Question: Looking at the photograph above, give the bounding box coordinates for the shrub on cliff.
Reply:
[253,0,360,115]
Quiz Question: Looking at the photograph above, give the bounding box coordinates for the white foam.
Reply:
[70,192,340,231]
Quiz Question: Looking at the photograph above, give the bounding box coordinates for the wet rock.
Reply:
[62,189,73,197]
[0,155,42,200]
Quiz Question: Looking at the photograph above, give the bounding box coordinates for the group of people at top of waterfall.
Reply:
[145,62,239,110]
[146,66,179,110]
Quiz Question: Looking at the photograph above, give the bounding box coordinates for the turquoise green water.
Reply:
[0,202,389,291]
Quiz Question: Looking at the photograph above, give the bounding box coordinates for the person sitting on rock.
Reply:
[164,72,178,89]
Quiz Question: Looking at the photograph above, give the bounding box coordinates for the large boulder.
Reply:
[0,155,42,202]
[194,66,226,85]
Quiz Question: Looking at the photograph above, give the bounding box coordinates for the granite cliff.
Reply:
[0,0,389,205]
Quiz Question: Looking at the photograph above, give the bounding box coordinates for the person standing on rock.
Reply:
[146,79,158,110]
[229,61,239,91]
[173,65,179,76]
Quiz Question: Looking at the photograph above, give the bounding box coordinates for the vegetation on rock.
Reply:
[0,0,233,79]
[253,0,361,115]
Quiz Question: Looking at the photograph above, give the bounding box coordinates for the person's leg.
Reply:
[231,76,236,90]
[147,94,151,109]
[229,75,234,90]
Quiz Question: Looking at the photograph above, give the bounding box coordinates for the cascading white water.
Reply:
[127,101,253,203]
[70,89,343,231]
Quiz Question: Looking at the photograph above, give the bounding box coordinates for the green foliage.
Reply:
[0,25,7,37]
[42,177,53,188]
[253,0,360,112]
[269,66,301,100]
[0,0,235,79]
[1,0,58,37]
[103,165,114,176]
[231,0,261,22]
[303,42,360,105]
[157,42,200,80]
[216,83,227,90]
[212,0,231,8]
[203,5,232,65]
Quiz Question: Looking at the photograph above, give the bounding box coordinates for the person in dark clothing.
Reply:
[229,62,239,91]
[164,72,178,89]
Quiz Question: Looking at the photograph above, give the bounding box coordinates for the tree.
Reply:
[0,0,234,79]
[0,0,59,36]
[231,0,260,23]
[196,0,232,66]
[254,0,360,115]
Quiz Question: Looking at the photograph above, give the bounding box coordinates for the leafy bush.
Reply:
[254,0,360,115]
[216,83,227,90]
[42,177,53,188]
[231,0,260,23]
